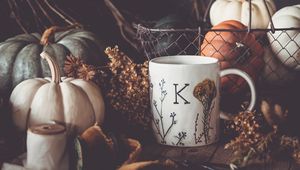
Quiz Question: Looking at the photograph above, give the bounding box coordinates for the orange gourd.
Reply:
[200,20,264,93]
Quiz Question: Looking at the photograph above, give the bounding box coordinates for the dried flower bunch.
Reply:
[64,55,97,81]
[225,111,300,168]
[64,46,152,130]
[104,46,151,129]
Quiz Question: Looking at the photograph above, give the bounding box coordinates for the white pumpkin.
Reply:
[9,52,105,135]
[261,47,297,85]
[209,0,276,29]
[267,5,300,70]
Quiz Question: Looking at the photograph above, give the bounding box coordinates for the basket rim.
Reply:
[135,24,300,33]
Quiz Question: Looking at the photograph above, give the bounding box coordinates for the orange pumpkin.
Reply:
[200,20,264,94]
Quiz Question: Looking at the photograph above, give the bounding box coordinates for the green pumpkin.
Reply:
[0,26,106,97]
[0,97,3,115]
[0,97,6,138]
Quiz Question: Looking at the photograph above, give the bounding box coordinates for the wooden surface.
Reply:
[140,142,299,170]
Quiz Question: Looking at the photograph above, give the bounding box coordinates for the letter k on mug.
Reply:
[149,55,256,147]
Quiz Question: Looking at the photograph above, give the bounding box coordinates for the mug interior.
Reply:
[150,55,218,65]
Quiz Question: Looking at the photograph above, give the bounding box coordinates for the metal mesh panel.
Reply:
[137,25,300,92]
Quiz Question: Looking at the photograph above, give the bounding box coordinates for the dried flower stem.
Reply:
[152,79,177,144]
[174,132,187,146]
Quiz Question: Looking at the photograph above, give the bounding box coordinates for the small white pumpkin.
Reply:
[9,52,105,135]
[261,47,297,85]
[267,5,300,70]
[209,0,276,29]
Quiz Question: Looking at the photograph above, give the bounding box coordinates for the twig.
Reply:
[34,0,55,25]
[164,113,176,139]
[192,0,200,22]
[26,0,47,30]
[43,0,74,25]
[174,132,187,146]
[194,113,204,144]
[152,79,177,144]
[52,1,78,24]
[153,100,165,138]
[8,0,29,33]
[104,0,138,50]
[152,118,164,140]
[153,101,161,117]
[202,102,210,144]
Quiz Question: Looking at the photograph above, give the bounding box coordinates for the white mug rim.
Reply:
[149,55,219,66]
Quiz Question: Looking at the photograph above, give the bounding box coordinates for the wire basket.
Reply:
[136,2,300,94]
[138,25,299,91]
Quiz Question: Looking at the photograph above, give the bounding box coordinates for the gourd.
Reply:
[261,48,297,85]
[0,26,106,97]
[200,20,264,93]
[0,97,3,130]
[209,0,276,29]
[267,5,300,70]
[9,52,105,135]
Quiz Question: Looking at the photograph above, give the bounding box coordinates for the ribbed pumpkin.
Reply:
[9,52,105,135]
[0,25,106,97]
[0,97,4,143]
[209,0,276,29]
[267,4,300,70]
[261,47,297,85]
[0,97,3,121]
[200,20,264,93]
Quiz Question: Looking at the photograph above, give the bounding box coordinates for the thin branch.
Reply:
[154,102,162,117]
[192,0,200,22]
[52,1,78,24]
[194,113,203,144]
[175,132,186,146]
[164,115,176,138]
[34,0,55,25]
[26,0,47,30]
[104,0,138,50]
[44,0,74,25]
[8,0,29,33]
[152,119,164,140]
[160,100,165,136]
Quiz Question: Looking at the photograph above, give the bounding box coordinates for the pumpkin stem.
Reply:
[40,23,82,45]
[40,52,61,84]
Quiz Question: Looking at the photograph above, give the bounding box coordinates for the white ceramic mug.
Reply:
[149,55,256,147]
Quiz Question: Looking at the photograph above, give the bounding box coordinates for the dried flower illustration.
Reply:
[152,79,177,144]
[173,131,187,146]
[193,79,217,144]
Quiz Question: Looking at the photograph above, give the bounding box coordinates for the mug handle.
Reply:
[219,68,256,120]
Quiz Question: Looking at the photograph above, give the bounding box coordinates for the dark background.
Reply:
[0,0,298,56]
[0,0,299,160]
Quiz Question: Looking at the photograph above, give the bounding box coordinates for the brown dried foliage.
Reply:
[225,111,300,168]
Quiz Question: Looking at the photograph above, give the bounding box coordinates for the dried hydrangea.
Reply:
[104,46,151,129]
